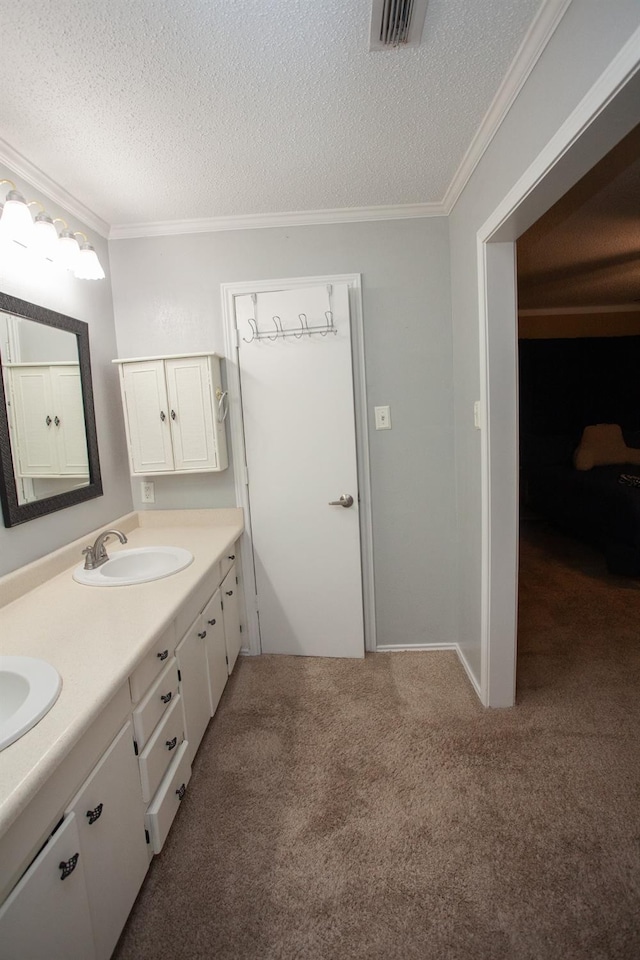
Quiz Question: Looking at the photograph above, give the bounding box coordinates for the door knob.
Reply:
[328,494,354,508]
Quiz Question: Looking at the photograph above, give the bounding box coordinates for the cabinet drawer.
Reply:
[138,695,185,803]
[219,546,237,582]
[132,658,180,750]
[145,741,191,855]
[129,622,176,703]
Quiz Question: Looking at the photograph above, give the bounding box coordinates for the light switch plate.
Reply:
[375,405,391,430]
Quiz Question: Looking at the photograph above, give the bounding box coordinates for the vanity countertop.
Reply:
[0,508,243,838]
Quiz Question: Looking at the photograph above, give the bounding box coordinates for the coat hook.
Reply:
[242,317,258,343]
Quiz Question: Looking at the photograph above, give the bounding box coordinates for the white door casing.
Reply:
[221,274,375,658]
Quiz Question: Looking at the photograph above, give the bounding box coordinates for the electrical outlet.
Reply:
[374,405,391,430]
[141,480,155,503]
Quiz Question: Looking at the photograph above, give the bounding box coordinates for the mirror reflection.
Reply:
[0,313,89,505]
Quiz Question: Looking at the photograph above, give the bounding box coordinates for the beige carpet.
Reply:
[114,524,640,960]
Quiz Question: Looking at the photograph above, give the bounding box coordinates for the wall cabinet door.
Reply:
[65,720,149,960]
[121,360,174,473]
[51,366,89,474]
[176,616,212,764]
[165,356,219,471]
[202,588,228,714]
[221,564,242,674]
[0,812,96,960]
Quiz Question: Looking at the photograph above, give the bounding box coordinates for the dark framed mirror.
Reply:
[0,292,102,527]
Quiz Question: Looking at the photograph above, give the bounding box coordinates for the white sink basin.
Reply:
[0,656,62,751]
[73,546,194,586]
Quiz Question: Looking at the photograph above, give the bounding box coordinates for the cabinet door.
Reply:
[221,564,242,674]
[164,356,219,471]
[50,365,89,475]
[0,812,96,960]
[202,589,228,714]
[66,720,149,960]
[8,365,60,475]
[175,615,212,764]
[121,360,174,473]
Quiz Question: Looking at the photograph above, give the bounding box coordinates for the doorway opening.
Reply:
[479,45,640,707]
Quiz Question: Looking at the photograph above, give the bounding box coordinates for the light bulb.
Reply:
[74,241,105,280]
[32,212,59,260]
[57,229,80,270]
[0,189,34,247]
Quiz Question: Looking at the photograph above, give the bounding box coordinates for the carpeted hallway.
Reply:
[114,522,640,960]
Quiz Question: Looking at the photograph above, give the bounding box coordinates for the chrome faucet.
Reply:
[82,529,128,570]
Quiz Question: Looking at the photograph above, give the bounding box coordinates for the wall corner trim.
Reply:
[442,0,573,215]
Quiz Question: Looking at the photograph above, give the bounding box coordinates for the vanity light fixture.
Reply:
[0,180,105,280]
[0,181,33,247]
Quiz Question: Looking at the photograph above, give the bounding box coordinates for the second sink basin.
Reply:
[0,656,62,751]
[73,546,194,587]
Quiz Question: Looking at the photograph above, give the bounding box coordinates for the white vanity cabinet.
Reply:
[221,563,242,675]
[0,719,148,960]
[6,363,88,478]
[65,720,149,960]
[0,813,96,960]
[176,614,213,765]
[114,353,228,476]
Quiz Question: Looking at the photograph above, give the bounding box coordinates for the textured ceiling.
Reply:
[518,123,640,308]
[0,0,541,226]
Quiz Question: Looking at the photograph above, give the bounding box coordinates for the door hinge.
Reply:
[236,575,238,584]
[177,668,182,682]
[244,464,249,485]
[133,739,139,756]
[225,654,229,665]
[145,828,150,845]
[239,624,243,633]
[221,600,224,611]
[233,328,240,349]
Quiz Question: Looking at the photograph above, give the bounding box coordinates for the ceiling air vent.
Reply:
[369,0,429,50]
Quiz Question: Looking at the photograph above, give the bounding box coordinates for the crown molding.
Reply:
[0,137,109,239]
[442,0,573,215]
[108,202,445,240]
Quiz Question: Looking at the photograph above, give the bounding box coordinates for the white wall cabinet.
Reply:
[115,353,228,476]
[7,363,88,478]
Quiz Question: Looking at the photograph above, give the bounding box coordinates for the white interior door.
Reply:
[236,282,364,659]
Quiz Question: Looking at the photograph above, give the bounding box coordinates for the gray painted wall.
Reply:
[109,218,456,648]
[449,0,640,682]
[0,164,133,576]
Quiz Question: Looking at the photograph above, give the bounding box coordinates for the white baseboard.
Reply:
[375,643,458,652]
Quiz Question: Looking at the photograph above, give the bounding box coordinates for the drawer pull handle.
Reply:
[59,853,80,880]
[161,691,172,704]
[227,554,235,560]
[226,590,233,597]
[157,649,169,661]
[160,410,166,422]
[207,618,216,626]
[86,803,103,825]
[166,737,178,751]
[198,630,207,639]
[176,783,186,801]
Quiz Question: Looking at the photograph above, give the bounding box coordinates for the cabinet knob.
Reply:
[54,416,60,427]
[171,409,177,421]
[176,783,186,801]
[157,649,169,661]
[59,853,80,880]
[198,630,207,639]
[160,410,166,422]
[226,590,233,597]
[166,737,178,751]
[45,415,52,426]
[161,691,172,704]
[207,618,216,626]
[86,803,103,825]
[227,554,235,560]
